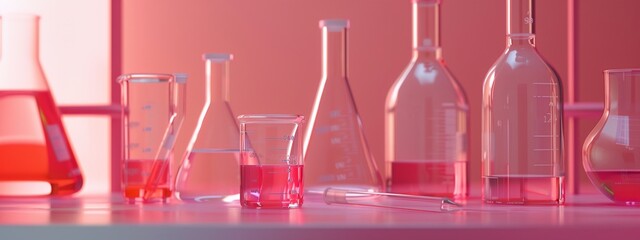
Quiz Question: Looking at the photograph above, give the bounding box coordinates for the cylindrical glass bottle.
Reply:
[175,53,240,202]
[304,19,383,194]
[0,14,83,196]
[385,0,469,198]
[120,73,179,203]
[584,69,640,205]
[482,0,565,204]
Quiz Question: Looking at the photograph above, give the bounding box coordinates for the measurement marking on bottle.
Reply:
[533,148,558,151]
[533,164,553,167]
[533,135,559,138]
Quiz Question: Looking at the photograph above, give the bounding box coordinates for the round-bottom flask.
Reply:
[584,69,640,205]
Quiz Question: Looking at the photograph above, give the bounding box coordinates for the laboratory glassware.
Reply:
[304,19,384,194]
[175,53,240,202]
[239,114,305,208]
[482,0,565,204]
[142,73,187,201]
[324,187,461,212]
[385,0,469,198]
[583,69,640,205]
[120,73,185,203]
[0,14,83,196]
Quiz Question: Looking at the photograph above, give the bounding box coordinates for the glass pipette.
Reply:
[323,187,462,212]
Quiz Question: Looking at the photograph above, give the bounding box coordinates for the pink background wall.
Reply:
[121,0,640,194]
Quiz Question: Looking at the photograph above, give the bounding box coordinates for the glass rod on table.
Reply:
[323,187,462,212]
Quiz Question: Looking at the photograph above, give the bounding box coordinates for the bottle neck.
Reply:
[507,0,534,36]
[1,15,39,62]
[507,34,535,47]
[413,0,440,52]
[205,60,230,104]
[605,71,640,115]
[322,27,347,80]
[413,48,442,60]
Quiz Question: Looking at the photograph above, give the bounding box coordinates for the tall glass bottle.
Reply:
[175,53,240,202]
[482,0,565,204]
[304,19,383,193]
[385,0,469,198]
[0,14,83,196]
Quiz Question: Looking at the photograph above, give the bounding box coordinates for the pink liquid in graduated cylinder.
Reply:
[587,171,640,205]
[391,161,466,198]
[483,175,565,204]
[240,165,303,208]
[123,160,170,201]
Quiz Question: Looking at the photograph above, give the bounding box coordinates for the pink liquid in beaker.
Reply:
[240,164,303,208]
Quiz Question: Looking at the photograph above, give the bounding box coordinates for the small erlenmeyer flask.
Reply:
[0,14,83,196]
[304,19,383,193]
[175,53,240,202]
[482,0,565,204]
[584,69,640,205]
[385,0,469,198]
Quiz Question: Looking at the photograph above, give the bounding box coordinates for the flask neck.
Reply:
[507,34,535,47]
[1,15,40,62]
[605,70,640,115]
[412,0,441,51]
[507,0,534,36]
[413,47,442,60]
[322,26,347,80]
[205,59,231,104]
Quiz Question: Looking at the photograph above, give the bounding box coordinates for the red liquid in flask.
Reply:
[123,159,171,201]
[587,171,640,205]
[240,165,303,208]
[0,90,83,196]
[390,161,467,198]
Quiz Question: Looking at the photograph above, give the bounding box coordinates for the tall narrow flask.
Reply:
[385,0,469,198]
[175,53,240,202]
[482,0,565,204]
[304,19,384,193]
[0,14,83,196]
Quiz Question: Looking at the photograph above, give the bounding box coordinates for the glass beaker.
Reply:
[239,114,305,208]
[0,14,83,196]
[119,73,186,203]
[175,53,240,202]
[584,69,640,205]
[482,0,565,204]
[303,19,384,194]
[385,0,469,198]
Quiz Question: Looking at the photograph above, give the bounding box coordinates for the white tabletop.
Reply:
[0,193,638,240]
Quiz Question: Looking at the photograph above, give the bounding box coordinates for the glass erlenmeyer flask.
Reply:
[304,19,383,194]
[583,69,640,205]
[482,0,565,204]
[0,14,83,196]
[175,53,240,202]
[385,0,469,198]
